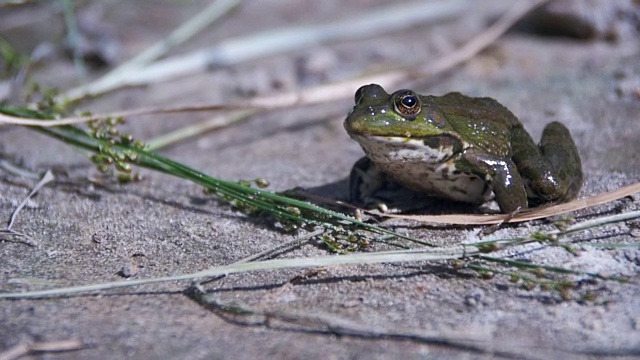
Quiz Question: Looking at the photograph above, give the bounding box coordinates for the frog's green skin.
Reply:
[344,84,583,213]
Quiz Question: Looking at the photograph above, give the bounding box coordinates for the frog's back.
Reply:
[420,92,518,157]
[426,92,520,129]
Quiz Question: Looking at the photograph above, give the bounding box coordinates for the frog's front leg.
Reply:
[461,149,528,213]
[510,122,583,202]
[349,156,393,212]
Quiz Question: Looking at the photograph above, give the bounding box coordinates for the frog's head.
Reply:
[343,84,454,139]
[344,84,467,164]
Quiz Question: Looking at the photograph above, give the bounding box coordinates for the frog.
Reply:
[343,84,583,213]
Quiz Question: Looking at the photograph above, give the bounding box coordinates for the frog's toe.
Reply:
[352,199,390,220]
[357,197,390,213]
[375,201,389,213]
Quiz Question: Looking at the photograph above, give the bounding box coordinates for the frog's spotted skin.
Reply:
[344,84,583,213]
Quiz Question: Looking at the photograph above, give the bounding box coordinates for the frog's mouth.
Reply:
[353,134,464,164]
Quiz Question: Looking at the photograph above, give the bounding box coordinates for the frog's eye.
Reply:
[393,90,421,118]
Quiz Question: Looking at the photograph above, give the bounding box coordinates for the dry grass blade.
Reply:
[6,170,54,230]
[242,0,550,107]
[0,103,236,126]
[382,182,640,225]
[0,159,41,179]
[145,109,256,151]
[0,246,475,299]
[0,339,83,360]
[60,0,469,101]
[1,208,638,300]
[0,1,547,128]
[1,169,53,247]
[62,0,242,102]
[424,0,549,76]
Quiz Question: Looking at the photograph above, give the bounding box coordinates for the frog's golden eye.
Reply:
[393,90,421,118]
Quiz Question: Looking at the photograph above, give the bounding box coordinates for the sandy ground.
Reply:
[1,1,639,359]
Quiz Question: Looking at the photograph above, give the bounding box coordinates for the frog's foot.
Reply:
[358,190,440,215]
[349,157,415,214]
[354,198,418,220]
[511,122,583,205]
[353,201,391,221]
[349,157,387,201]
[349,156,390,207]
[362,199,394,214]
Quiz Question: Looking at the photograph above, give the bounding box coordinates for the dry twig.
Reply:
[0,339,83,360]
[0,1,547,128]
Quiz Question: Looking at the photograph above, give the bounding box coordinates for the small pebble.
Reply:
[464,288,485,307]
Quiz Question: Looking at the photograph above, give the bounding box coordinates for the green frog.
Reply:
[344,84,583,213]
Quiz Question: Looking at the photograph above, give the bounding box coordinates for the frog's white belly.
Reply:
[355,135,489,203]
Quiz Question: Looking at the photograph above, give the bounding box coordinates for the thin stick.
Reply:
[424,0,546,76]
[0,246,475,299]
[63,0,242,102]
[0,159,41,179]
[232,228,322,265]
[0,1,548,128]
[0,339,83,360]
[60,0,469,102]
[382,181,640,225]
[6,170,55,230]
[146,109,255,151]
[2,207,638,299]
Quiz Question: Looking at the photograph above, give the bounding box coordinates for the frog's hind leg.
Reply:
[511,122,583,202]
[538,121,583,200]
